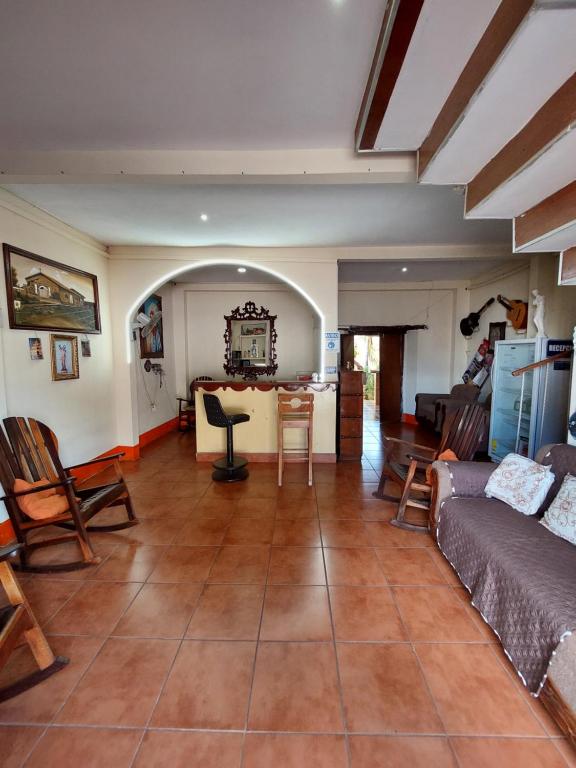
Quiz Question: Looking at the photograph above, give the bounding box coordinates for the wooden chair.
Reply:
[0,542,68,701]
[277,394,314,487]
[373,403,488,532]
[0,417,137,572]
[177,376,213,431]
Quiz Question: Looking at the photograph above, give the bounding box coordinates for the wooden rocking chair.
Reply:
[0,417,138,572]
[373,403,488,532]
[177,376,213,431]
[0,542,68,701]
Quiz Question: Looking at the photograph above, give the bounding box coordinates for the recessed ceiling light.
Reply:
[200,213,208,222]
[237,267,247,273]
[401,267,408,273]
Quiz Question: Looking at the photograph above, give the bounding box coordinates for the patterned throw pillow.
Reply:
[541,474,576,545]
[484,453,555,516]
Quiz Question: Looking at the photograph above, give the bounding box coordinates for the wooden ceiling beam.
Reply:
[514,181,576,251]
[418,0,535,179]
[355,0,425,152]
[466,74,576,215]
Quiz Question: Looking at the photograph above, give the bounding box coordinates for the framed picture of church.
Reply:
[3,243,101,334]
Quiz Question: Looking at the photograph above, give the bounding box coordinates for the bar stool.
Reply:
[277,394,314,487]
[203,394,250,482]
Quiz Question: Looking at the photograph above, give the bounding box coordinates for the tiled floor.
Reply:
[1,427,575,767]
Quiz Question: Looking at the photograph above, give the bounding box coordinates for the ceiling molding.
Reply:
[0,187,107,255]
[355,0,425,151]
[417,0,535,179]
[514,180,576,252]
[0,149,415,185]
[466,73,576,216]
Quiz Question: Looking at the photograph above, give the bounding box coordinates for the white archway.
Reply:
[110,255,334,452]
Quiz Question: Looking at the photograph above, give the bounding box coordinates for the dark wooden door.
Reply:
[379,334,404,422]
[340,333,355,370]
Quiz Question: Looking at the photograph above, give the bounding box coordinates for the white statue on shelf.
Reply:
[532,289,547,338]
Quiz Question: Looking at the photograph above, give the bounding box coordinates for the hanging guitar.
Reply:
[497,295,528,331]
[459,297,495,337]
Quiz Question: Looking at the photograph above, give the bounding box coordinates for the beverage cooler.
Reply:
[489,338,573,462]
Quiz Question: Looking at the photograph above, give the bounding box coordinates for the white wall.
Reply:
[179,284,317,384]
[0,190,115,466]
[338,283,467,414]
[134,284,177,435]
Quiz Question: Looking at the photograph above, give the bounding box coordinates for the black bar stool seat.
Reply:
[203,394,250,482]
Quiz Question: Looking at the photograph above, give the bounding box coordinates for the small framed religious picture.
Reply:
[81,340,91,357]
[28,337,43,360]
[50,334,79,381]
[488,321,506,351]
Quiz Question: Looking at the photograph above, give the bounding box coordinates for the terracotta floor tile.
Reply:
[44,581,141,635]
[450,736,568,767]
[0,635,103,724]
[240,481,280,499]
[428,548,463,586]
[244,734,347,768]
[223,518,275,545]
[276,484,316,501]
[338,643,442,733]
[151,640,255,729]
[319,498,394,521]
[324,547,387,586]
[146,545,218,582]
[330,586,406,641]
[132,496,198,519]
[376,548,448,586]
[363,522,434,548]
[249,642,343,732]
[21,579,82,625]
[349,735,456,767]
[0,726,43,768]
[272,519,321,546]
[275,499,318,519]
[186,585,264,640]
[91,544,165,582]
[416,644,545,735]
[25,727,142,768]
[120,517,185,546]
[208,546,270,584]
[178,518,230,546]
[316,483,380,500]
[112,582,202,637]
[320,520,371,547]
[268,546,326,585]
[57,637,178,727]
[234,497,277,518]
[393,587,483,642]
[260,586,332,641]
[133,730,244,768]
[451,588,499,643]
[131,479,207,499]
[554,739,576,767]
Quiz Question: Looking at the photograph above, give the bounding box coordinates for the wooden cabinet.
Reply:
[338,370,363,460]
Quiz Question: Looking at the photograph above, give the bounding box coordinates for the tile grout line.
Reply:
[320,515,354,768]
[238,497,277,768]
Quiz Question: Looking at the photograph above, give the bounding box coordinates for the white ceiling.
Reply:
[3,183,511,247]
[0,0,385,151]
[337,258,526,283]
[155,258,527,285]
[374,0,500,151]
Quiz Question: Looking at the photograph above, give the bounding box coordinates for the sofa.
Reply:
[431,444,576,745]
[415,383,480,432]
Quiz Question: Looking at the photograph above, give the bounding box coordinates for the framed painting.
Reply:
[50,334,79,381]
[3,243,101,334]
[488,321,506,351]
[138,293,164,359]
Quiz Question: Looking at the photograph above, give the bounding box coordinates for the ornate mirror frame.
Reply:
[223,301,278,380]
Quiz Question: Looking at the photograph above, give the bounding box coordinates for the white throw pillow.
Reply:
[484,453,555,516]
[541,474,576,545]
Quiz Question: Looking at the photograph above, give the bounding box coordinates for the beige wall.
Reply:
[338,282,468,414]
[177,283,317,385]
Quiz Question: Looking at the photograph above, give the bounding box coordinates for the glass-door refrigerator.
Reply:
[489,338,573,462]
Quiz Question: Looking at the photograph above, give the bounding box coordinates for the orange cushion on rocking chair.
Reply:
[13,478,71,520]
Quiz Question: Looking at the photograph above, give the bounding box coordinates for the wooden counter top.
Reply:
[193,380,337,393]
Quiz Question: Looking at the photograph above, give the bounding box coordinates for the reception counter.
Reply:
[194,380,338,462]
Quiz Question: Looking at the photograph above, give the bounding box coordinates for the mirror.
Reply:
[224,301,278,379]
